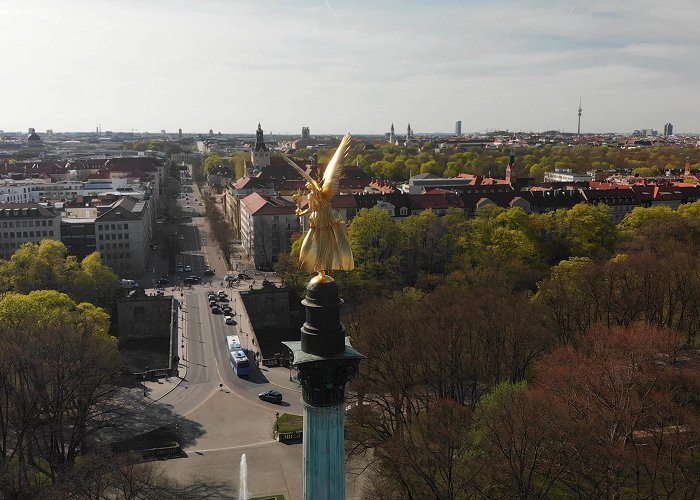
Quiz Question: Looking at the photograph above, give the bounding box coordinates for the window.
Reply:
[124,234,129,239]
[111,224,115,230]
[48,220,53,226]
[400,207,408,216]
[124,224,128,229]
[98,234,103,240]
[48,231,53,236]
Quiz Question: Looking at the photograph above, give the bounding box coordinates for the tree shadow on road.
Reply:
[93,387,206,451]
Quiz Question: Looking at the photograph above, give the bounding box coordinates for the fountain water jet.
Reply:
[239,453,249,500]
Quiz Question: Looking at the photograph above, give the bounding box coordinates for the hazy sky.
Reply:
[1,0,698,135]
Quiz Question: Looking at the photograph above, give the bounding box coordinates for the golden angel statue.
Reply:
[280,133,354,282]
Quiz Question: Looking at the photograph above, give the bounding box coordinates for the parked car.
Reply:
[224,315,235,325]
[238,273,252,280]
[211,305,221,314]
[225,275,238,283]
[156,278,170,287]
[184,265,192,272]
[184,277,197,286]
[204,267,214,276]
[217,290,227,299]
[221,305,233,314]
[176,265,184,273]
[258,390,282,404]
[187,275,202,284]
[207,291,216,298]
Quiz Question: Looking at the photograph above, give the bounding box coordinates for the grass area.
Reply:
[275,413,303,434]
[250,496,285,500]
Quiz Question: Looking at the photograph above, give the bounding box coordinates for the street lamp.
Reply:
[142,366,150,397]
[275,411,280,435]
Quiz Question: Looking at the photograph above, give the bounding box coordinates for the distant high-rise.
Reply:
[664,123,673,136]
[455,120,462,136]
[178,128,182,140]
[302,126,310,139]
[577,99,582,135]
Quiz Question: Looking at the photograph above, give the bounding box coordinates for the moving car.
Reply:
[156,278,170,287]
[176,265,184,273]
[204,267,214,276]
[225,275,238,283]
[224,315,235,325]
[187,275,202,284]
[184,277,197,286]
[258,390,282,404]
[217,290,227,299]
[238,273,252,280]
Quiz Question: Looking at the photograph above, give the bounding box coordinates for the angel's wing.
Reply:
[321,133,351,199]
[278,153,320,190]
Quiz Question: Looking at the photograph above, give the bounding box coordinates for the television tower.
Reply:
[577,98,582,136]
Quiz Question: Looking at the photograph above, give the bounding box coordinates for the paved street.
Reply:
[138,170,311,498]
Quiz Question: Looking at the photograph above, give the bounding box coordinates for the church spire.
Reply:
[254,122,268,152]
[505,151,518,186]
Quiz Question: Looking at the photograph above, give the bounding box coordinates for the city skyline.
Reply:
[1,1,699,134]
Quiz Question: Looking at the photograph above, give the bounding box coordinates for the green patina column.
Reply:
[284,278,364,500]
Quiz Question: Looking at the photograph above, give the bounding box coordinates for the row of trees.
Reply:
[276,201,700,307]
[279,143,699,183]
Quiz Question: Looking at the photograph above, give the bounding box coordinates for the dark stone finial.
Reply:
[301,279,345,357]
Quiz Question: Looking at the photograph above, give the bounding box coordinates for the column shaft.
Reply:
[303,402,345,500]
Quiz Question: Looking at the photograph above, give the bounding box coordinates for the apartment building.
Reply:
[0,204,61,258]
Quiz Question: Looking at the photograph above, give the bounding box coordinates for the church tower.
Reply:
[505,152,518,186]
[405,123,413,146]
[250,122,270,175]
[389,123,396,144]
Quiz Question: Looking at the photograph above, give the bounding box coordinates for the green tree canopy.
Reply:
[0,241,119,308]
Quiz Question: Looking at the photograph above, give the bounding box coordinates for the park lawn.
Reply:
[276,413,303,433]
